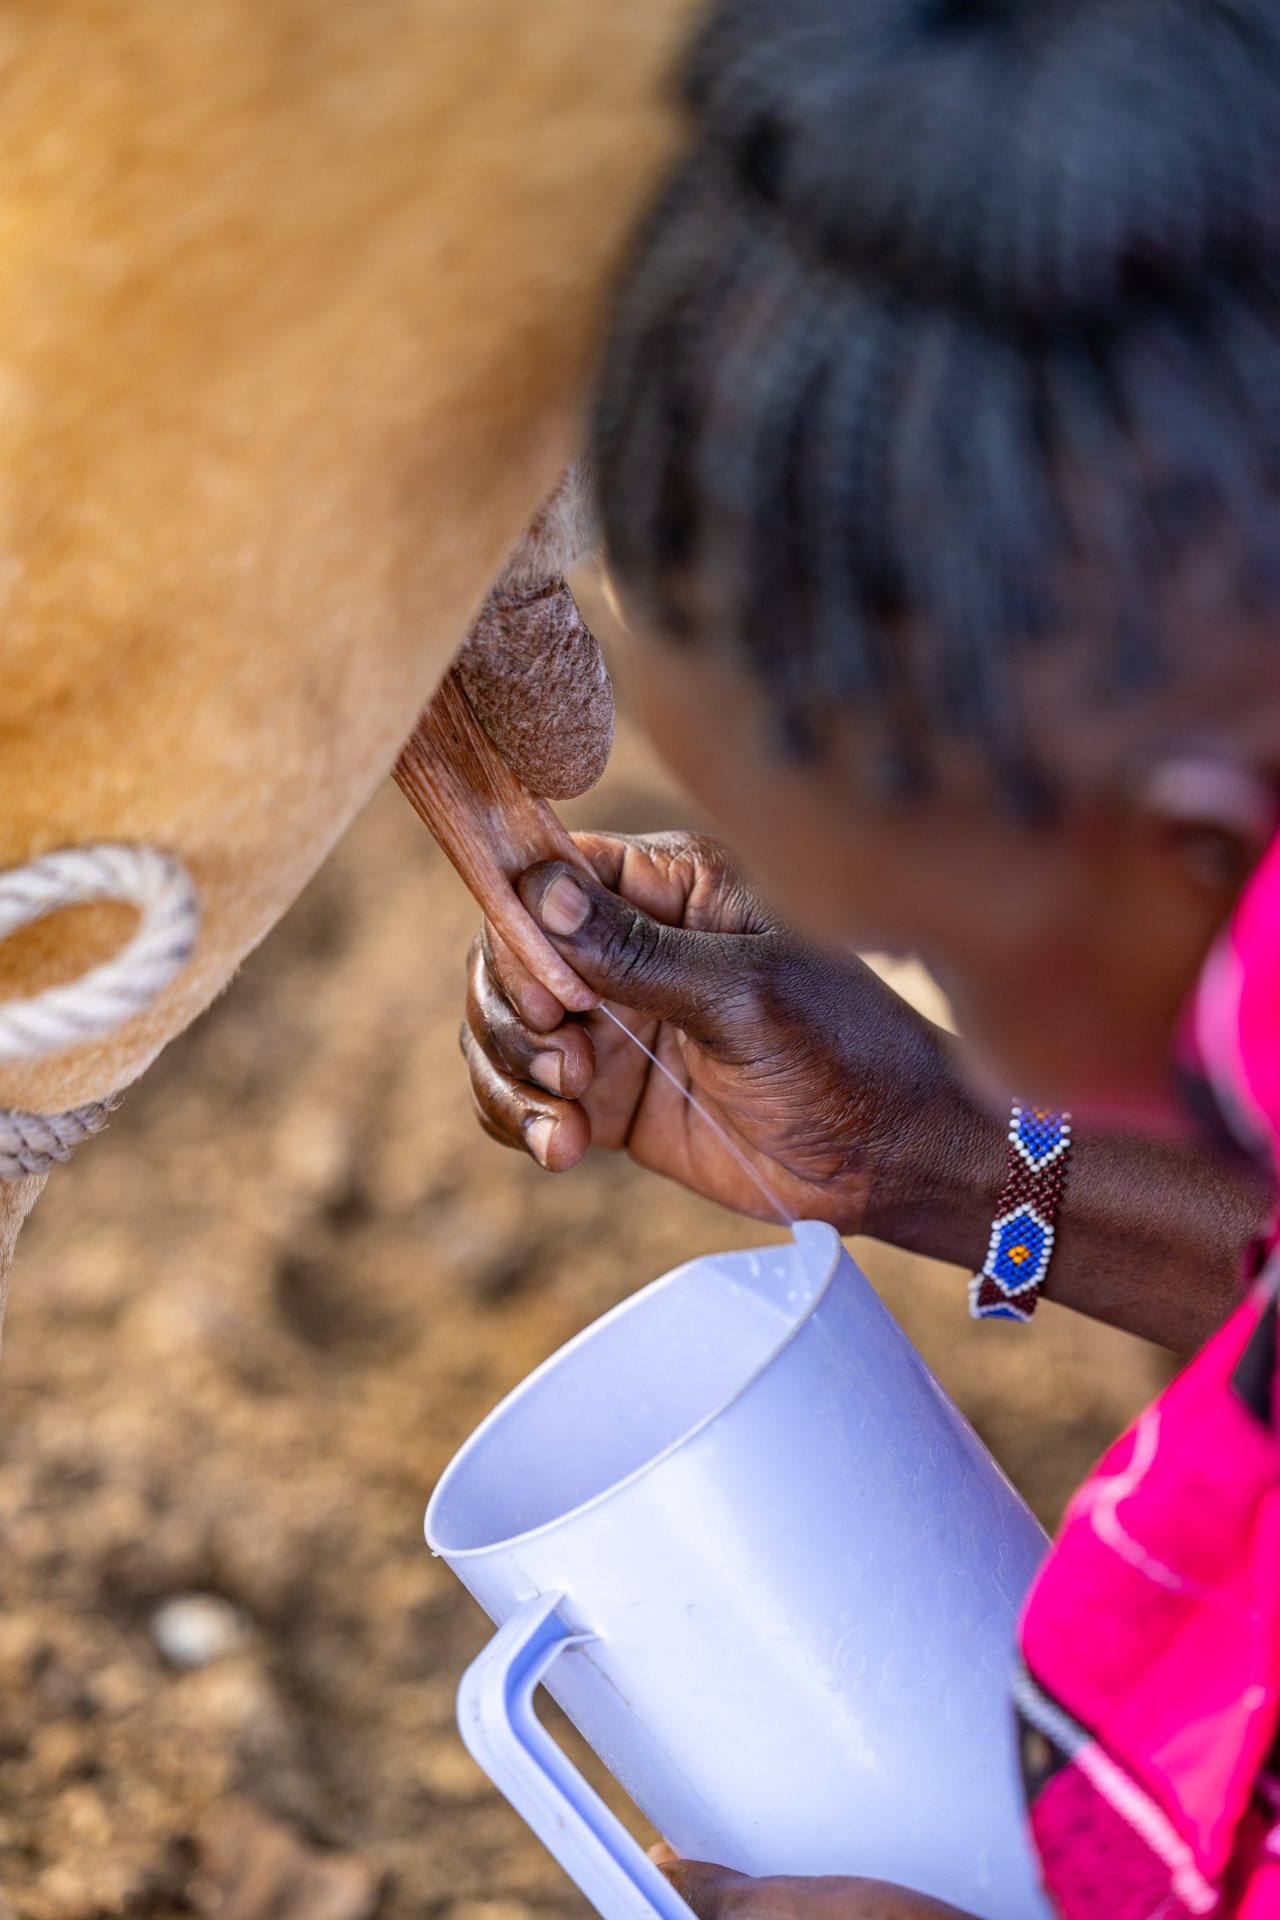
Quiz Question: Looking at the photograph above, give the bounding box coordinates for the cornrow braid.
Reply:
[592,0,1280,807]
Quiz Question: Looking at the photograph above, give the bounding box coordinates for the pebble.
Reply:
[151,1594,250,1669]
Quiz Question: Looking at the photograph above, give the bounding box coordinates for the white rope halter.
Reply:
[0,845,199,1179]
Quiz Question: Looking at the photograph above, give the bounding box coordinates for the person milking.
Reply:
[460,0,1280,1913]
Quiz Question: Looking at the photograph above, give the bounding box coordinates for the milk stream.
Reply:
[596,1004,797,1230]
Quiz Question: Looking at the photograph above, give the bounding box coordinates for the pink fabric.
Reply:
[1189,831,1280,1173]
[1018,836,1280,1919]
[1229,835,1280,1161]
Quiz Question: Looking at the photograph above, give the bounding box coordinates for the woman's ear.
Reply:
[1138,755,1280,895]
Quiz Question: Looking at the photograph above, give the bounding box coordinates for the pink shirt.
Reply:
[1017,837,1280,1919]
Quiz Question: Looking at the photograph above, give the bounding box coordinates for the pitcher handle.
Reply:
[458,1592,691,1920]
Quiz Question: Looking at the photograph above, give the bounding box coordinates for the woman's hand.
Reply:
[461,830,991,1237]
[652,1853,979,1920]
[461,826,1268,1348]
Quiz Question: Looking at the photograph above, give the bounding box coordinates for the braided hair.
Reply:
[592,0,1280,810]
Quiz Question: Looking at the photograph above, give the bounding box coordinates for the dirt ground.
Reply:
[0,715,1173,1920]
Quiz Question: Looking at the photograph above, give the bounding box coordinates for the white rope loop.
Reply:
[0,844,200,1179]
[0,844,199,1065]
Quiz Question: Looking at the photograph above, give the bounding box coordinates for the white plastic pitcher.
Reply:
[426,1222,1052,1920]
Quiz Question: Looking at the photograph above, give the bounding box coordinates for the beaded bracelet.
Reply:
[969,1103,1072,1322]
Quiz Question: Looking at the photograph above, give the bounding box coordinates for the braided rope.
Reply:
[0,845,200,1179]
[0,845,199,1062]
[0,1098,120,1181]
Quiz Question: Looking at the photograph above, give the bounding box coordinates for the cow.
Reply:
[0,0,703,1329]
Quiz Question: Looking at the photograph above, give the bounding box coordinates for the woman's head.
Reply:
[594,0,1280,1123]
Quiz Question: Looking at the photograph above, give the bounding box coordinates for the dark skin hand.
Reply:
[465,828,976,1234]
[652,1854,976,1920]
[463,830,1268,1355]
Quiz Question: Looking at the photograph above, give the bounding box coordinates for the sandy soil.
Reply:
[0,718,1171,1920]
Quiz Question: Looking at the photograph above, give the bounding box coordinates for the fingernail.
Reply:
[538,873,589,937]
[525,1116,556,1166]
[531,1050,563,1094]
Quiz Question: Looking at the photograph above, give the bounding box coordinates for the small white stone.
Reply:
[151,1593,249,1669]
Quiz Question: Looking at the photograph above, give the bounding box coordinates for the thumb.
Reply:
[653,1857,754,1920]
[517,860,747,1035]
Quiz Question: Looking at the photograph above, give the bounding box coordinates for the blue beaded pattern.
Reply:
[987,1206,1053,1292]
[970,1104,1071,1323]
[1010,1106,1071,1173]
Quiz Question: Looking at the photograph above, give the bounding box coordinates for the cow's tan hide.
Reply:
[0,0,699,1120]
[0,1175,43,1342]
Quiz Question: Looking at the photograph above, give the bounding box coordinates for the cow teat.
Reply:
[394,461,610,1010]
